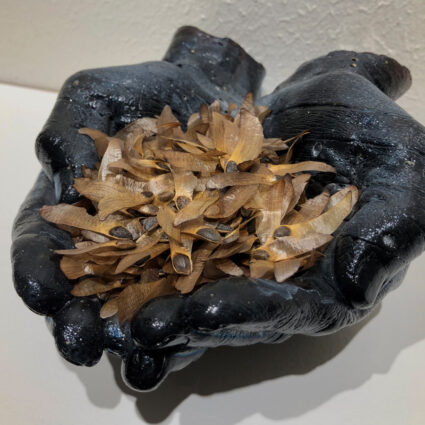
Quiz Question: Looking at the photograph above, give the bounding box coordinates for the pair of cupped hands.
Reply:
[11,27,425,391]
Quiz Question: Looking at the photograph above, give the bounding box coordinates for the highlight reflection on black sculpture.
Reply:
[11,26,425,391]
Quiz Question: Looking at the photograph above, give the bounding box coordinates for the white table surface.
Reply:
[1,82,424,425]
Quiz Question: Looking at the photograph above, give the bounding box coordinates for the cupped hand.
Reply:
[129,50,425,388]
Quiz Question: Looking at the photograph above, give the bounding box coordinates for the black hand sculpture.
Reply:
[11,26,425,391]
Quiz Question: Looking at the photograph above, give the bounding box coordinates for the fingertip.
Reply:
[164,26,265,99]
[360,52,412,100]
[122,348,169,392]
[131,295,188,349]
[186,277,268,329]
[335,235,389,308]
[12,234,73,315]
[264,50,412,107]
[36,122,98,204]
[334,192,425,309]
[131,278,265,350]
[52,297,104,366]
[121,345,206,391]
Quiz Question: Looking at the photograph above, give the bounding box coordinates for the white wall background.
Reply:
[2,2,425,424]
[1,0,425,124]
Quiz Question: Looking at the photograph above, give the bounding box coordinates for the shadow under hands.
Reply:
[108,306,378,424]
[63,268,425,425]
[61,354,123,409]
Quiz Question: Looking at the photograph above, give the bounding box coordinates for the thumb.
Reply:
[268,50,411,100]
[335,185,425,308]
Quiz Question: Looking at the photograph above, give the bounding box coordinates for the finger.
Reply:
[131,292,290,349]
[103,314,205,390]
[132,187,425,349]
[12,171,74,315]
[261,101,422,185]
[122,346,206,391]
[259,54,423,193]
[130,271,358,350]
[131,236,411,352]
[51,297,104,366]
[334,184,425,308]
[259,51,413,177]
[164,26,265,101]
[261,50,410,103]
[260,66,425,308]
[131,225,414,351]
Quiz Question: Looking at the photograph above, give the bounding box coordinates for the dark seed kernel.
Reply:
[247,219,256,234]
[241,207,251,218]
[128,208,144,217]
[109,226,133,239]
[173,254,191,274]
[216,223,233,232]
[158,191,174,202]
[274,226,291,238]
[143,217,158,231]
[158,162,170,171]
[196,227,220,242]
[176,196,190,210]
[225,160,238,173]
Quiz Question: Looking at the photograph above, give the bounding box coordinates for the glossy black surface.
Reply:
[122,348,169,392]
[10,26,425,391]
[11,172,73,315]
[104,316,134,358]
[52,298,104,366]
[122,345,207,391]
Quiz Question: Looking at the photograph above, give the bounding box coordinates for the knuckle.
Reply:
[53,298,104,366]
[12,234,72,315]
[35,129,67,174]
[123,348,168,391]
[63,69,100,91]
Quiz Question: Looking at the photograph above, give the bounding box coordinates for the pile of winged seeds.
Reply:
[40,94,358,322]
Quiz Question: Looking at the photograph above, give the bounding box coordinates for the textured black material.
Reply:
[10,26,425,391]
[122,348,169,391]
[52,298,104,366]
[11,172,73,315]
[103,316,134,358]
